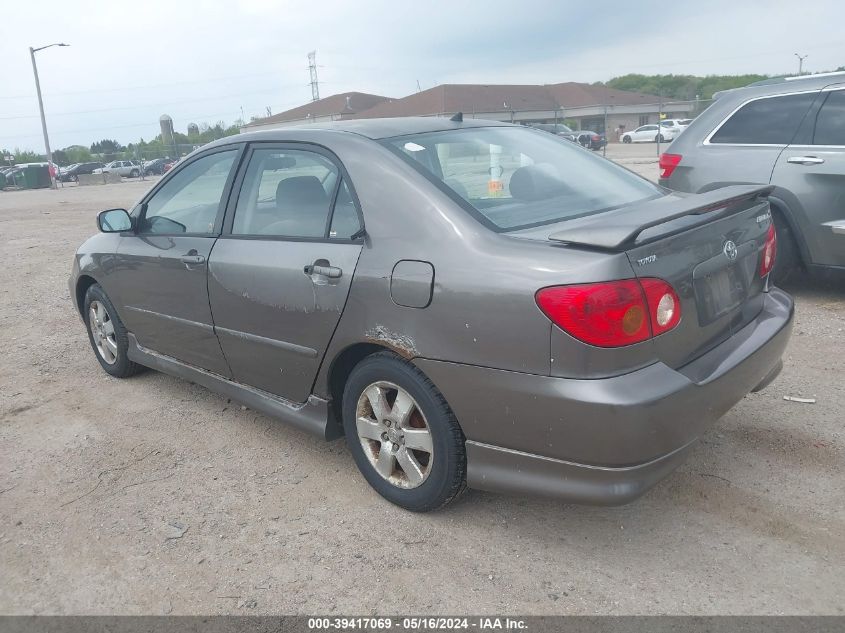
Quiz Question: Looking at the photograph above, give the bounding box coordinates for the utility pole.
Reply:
[29,42,69,189]
[308,51,320,102]
[794,53,808,76]
[656,93,663,158]
[603,103,608,158]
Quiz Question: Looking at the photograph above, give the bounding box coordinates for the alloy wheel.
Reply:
[89,300,118,365]
[355,381,434,489]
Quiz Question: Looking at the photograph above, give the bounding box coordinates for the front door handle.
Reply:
[786,156,825,165]
[181,252,206,264]
[304,263,342,278]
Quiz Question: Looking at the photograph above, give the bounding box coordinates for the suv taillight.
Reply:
[760,223,777,277]
[535,278,682,348]
[659,153,682,179]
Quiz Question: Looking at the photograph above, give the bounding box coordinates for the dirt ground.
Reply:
[1,155,844,615]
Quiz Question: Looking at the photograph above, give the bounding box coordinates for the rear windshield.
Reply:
[383,126,660,231]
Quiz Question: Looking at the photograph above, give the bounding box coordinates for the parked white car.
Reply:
[659,119,691,138]
[94,160,141,178]
[621,123,682,144]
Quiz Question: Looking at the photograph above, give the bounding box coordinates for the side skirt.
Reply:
[127,334,339,440]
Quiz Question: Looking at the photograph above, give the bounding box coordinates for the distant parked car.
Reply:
[142,158,168,176]
[528,123,578,142]
[659,71,845,281]
[622,124,671,143]
[659,119,688,139]
[95,160,141,178]
[575,131,607,150]
[59,162,105,182]
[162,159,181,173]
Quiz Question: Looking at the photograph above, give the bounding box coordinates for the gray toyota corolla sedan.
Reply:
[70,117,793,511]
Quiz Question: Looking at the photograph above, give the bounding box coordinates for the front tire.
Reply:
[129,169,139,178]
[83,284,143,378]
[342,352,466,512]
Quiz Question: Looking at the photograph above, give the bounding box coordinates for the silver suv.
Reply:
[659,72,845,280]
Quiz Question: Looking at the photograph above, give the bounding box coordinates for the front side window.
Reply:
[140,150,237,234]
[813,90,845,145]
[384,126,660,231]
[232,148,360,239]
[710,92,817,144]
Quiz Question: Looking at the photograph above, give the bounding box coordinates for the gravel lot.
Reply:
[1,149,844,615]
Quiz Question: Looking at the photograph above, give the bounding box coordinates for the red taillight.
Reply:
[760,223,777,277]
[659,152,682,179]
[535,278,682,348]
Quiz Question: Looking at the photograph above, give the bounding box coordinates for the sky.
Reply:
[2,0,843,152]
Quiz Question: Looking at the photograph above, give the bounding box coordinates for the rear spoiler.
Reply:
[548,184,774,251]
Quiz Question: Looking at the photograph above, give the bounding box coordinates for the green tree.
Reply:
[90,139,124,154]
[599,73,770,101]
[62,145,93,164]
[13,148,43,163]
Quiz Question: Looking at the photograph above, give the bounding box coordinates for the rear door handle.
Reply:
[786,156,825,165]
[180,253,206,264]
[304,263,342,278]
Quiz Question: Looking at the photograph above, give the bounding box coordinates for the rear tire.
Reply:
[623,135,632,143]
[83,284,143,378]
[342,352,466,512]
[129,169,139,178]
[771,211,800,284]
[655,134,665,143]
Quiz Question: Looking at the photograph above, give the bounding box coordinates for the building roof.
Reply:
[350,82,666,119]
[544,82,662,108]
[352,84,560,119]
[243,91,392,127]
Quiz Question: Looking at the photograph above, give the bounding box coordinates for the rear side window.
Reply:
[710,92,816,144]
[813,90,845,145]
[384,126,660,231]
[232,148,360,239]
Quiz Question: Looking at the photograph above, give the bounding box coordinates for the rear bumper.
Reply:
[415,287,793,505]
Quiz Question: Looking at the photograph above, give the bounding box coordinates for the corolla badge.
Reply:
[723,240,738,261]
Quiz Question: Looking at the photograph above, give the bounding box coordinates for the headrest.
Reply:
[508,164,567,201]
[276,176,328,209]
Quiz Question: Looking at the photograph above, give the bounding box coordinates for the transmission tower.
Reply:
[308,51,320,101]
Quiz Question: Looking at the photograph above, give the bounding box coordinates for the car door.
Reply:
[207,144,364,403]
[109,146,242,375]
[770,85,845,267]
[634,125,654,142]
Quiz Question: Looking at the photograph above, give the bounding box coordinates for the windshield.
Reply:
[384,126,660,231]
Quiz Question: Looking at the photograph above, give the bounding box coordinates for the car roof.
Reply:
[210,116,514,149]
[713,71,845,102]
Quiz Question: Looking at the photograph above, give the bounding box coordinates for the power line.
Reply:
[0,90,308,121]
[0,71,311,100]
[0,99,302,143]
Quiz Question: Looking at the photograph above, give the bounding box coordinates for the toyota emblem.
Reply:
[723,240,738,261]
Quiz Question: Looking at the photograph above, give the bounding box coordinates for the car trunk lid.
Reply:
[546,185,774,368]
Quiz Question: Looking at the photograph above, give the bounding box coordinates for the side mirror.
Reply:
[97,208,132,233]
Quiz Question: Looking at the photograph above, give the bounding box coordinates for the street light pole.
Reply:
[29,43,69,189]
